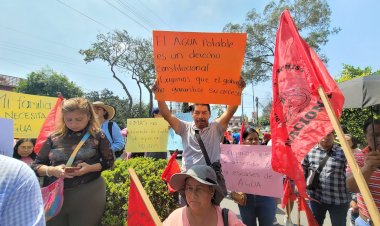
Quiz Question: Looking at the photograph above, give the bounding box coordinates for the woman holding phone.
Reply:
[32,97,114,226]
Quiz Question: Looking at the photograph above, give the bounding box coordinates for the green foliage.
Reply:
[101,158,178,226]
[336,64,380,146]
[15,67,83,98]
[223,0,339,84]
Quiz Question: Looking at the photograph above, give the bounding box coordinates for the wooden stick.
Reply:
[318,86,380,226]
[128,168,162,226]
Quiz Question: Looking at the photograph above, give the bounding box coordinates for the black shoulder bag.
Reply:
[306,151,332,190]
[194,130,227,205]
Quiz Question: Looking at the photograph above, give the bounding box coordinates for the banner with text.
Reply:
[221,144,283,198]
[126,118,169,153]
[0,90,57,138]
[153,31,247,105]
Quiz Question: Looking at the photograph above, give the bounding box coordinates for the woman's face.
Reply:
[63,110,90,132]
[17,141,34,157]
[243,132,260,145]
[184,178,214,211]
[94,107,106,120]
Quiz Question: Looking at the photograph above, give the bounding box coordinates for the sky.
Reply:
[1,0,379,119]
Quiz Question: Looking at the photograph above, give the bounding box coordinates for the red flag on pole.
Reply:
[239,121,245,144]
[127,168,162,226]
[161,150,181,193]
[34,96,64,154]
[270,10,344,226]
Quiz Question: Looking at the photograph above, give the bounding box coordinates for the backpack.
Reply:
[107,121,124,158]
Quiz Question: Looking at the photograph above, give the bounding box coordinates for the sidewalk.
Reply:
[220,197,351,226]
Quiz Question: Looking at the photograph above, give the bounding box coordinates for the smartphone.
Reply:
[65,166,81,173]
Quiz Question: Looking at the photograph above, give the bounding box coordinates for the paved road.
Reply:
[220,197,352,226]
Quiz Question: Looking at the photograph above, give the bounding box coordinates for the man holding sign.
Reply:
[154,77,244,202]
[153,31,246,203]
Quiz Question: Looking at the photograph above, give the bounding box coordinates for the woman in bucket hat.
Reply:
[92,101,125,157]
[163,165,245,226]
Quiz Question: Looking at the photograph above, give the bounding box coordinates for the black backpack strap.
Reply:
[108,121,114,142]
[194,130,211,166]
[316,150,332,173]
[222,208,229,226]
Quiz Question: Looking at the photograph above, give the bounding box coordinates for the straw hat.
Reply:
[169,165,225,205]
[92,101,115,120]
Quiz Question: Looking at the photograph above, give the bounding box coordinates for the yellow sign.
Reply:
[0,90,57,138]
[126,118,169,153]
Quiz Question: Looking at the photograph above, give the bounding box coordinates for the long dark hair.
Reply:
[242,127,259,140]
[13,138,37,160]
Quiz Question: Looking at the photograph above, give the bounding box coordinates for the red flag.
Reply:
[161,150,181,193]
[270,10,344,226]
[34,96,64,154]
[127,176,156,226]
[239,121,245,144]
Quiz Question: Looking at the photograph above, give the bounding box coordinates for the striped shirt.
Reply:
[347,147,380,218]
[302,144,351,204]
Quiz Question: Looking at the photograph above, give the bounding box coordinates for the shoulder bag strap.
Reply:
[108,121,114,142]
[222,208,229,226]
[194,130,212,166]
[66,132,91,167]
[316,151,332,173]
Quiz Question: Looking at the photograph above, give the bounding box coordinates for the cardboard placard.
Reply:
[0,90,57,138]
[126,118,169,153]
[153,31,246,105]
[221,144,283,198]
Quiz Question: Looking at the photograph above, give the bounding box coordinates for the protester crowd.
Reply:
[2,82,380,226]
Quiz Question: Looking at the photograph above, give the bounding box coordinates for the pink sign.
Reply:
[220,144,283,198]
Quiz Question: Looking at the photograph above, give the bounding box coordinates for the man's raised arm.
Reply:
[215,105,238,131]
[157,101,181,133]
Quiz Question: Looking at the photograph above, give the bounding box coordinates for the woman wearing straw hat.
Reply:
[163,165,245,226]
[92,101,125,158]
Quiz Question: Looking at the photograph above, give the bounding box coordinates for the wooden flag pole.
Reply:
[128,168,162,226]
[318,87,380,225]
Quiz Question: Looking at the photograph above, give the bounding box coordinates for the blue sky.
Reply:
[1,0,379,119]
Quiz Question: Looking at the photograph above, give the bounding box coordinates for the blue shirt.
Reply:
[0,155,45,226]
[101,120,125,153]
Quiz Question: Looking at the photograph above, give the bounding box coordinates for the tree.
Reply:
[15,67,83,98]
[259,101,272,127]
[223,0,340,84]
[85,89,129,128]
[337,64,380,146]
[80,30,134,117]
[120,38,155,115]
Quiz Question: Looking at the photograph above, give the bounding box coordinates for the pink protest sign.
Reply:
[220,144,283,198]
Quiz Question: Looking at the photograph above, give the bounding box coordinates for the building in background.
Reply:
[0,74,23,91]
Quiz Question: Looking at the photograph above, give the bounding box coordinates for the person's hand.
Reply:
[363,151,380,172]
[49,164,68,178]
[68,162,91,177]
[238,77,246,89]
[152,79,159,93]
[350,200,359,213]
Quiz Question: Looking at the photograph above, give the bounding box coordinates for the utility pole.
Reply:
[252,82,255,124]
[255,97,259,127]
[241,94,244,123]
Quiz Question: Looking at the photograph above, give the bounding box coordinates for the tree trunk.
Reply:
[110,66,133,117]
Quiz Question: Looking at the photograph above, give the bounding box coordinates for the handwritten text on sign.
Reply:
[0,90,57,138]
[126,118,169,153]
[153,31,247,105]
[221,144,283,198]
